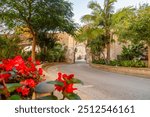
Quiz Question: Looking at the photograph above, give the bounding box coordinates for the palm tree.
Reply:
[103,0,117,61]
[112,5,150,67]
[81,0,117,62]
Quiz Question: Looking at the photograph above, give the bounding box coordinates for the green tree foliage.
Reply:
[130,4,150,67]
[112,7,136,41]
[112,4,150,67]
[129,4,150,43]
[88,35,106,60]
[75,25,104,43]
[0,0,76,61]
[120,43,147,60]
[0,36,22,60]
[36,32,66,62]
[36,41,66,62]
[77,0,117,61]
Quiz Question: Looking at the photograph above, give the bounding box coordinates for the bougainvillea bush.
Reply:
[0,56,45,100]
[0,55,83,100]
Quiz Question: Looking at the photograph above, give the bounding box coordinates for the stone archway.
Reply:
[56,32,92,64]
[74,42,86,62]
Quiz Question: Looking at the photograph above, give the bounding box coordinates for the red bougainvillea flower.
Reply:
[57,72,62,80]
[27,57,32,62]
[65,84,77,93]
[16,87,22,93]
[3,59,14,71]
[22,88,30,96]
[0,63,4,69]
[36,60,41,65]
[0,55,45,99]
[28,62,37,72]
[16,87,30,96]
[15,64,27,74]
[55,85,64,92]
[20,79,36,88]
[13,56,25,66]
[55,73,65,92]
[62,74,68,79]
[38,68,43,75]
[55,72,77,93]
[0,73,11,80]
[2,56,25,71]
[62,73,74,80]
[32,74,37,78]
[68,74,74,80]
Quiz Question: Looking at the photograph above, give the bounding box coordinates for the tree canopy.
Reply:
[76,0,116,62]
[112,4,150,67]
[0,0,76,61]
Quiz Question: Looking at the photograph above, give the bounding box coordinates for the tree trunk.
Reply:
[105,28,111,63]
[148,45,150,68]
[106,42,111,61]
[31,33,36,62]
[27,23,37,62]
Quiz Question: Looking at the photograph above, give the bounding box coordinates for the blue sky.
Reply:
[69,0,150,25]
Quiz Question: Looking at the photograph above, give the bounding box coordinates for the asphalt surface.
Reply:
[46,61,150,100]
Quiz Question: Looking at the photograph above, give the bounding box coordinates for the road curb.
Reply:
[90,63,150,79]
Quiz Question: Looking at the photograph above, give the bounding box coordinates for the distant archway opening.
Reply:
[74,43,86,63]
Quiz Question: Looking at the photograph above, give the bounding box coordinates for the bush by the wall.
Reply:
[120,43,147,60]
[0,37,22,60]
[36,43,66,63]
[93,59,147,68]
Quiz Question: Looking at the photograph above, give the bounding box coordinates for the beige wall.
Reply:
[75,43,86,60]
[110,34,124,60]
[102,34,126,60]
[56,32,75,63]
[56,33,125,63]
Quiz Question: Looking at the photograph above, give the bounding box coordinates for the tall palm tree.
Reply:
[112,5,150,67]
[81,0,117,62]
[103,0,117,61]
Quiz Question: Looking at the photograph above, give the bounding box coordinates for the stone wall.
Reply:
[110,34,124,60]
[75,43,86,60]
[53,33,126,64]
[86,47,92,63]
[102,34,126,60]
[56,33,75,63]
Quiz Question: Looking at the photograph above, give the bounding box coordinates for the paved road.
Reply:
[46,61,150,100]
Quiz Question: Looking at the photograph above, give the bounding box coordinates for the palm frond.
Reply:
[81,14,93,23]
[88,1,102,11]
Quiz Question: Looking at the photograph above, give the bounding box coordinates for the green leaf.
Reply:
[8,95,21,100]
[6,83,21,93]
[65,93,81,100]
[0,89,4,94]
[67,78,84,85]
[37,95,58,100]
[47,81,64,86]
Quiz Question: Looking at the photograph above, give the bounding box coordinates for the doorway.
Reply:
[74,43,86,63]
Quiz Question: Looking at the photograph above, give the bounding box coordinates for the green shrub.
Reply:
[35,51,47,62]
[109,60,120,66]
[0,37,23,60]
[36,43,66,63]
[93,59,106,64]
[120,43,147,60]
[93,59,147,68]
[119,60,147,67]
